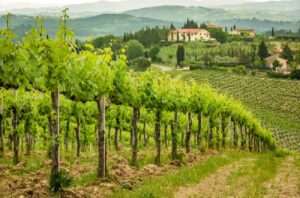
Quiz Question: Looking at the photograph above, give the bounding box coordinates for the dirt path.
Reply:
[263,156,300,198]
[174,158,254,198]
[151,64,172,71]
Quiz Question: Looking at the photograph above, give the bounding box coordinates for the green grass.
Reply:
[226,153,283,197]
[182,69,300,151]
[72,172,98,187]
[109,151,251,198]
[109,152,284,198]
[0,152,44,177]
[245,154,283,197]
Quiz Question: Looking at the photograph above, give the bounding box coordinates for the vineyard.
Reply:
[1,10,300,197]
[183,69,300,151]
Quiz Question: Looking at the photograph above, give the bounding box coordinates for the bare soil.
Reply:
[0,149,210,198]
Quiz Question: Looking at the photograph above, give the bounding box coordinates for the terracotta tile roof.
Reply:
[265,54,287,62]
[171,29,208,33]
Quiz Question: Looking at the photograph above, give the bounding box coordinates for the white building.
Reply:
[168,29,211,42]
[229,29,255,37]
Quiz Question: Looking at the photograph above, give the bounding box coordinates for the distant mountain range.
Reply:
[125,3,300,22]
[0,14,178,40]
[1,0,298,20]
[124,6,233,22]
[1,0,204,17]
[0,0,299,40]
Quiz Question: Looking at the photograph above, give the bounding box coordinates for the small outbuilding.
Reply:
[265,55,290,73]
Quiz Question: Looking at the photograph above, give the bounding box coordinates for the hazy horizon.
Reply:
[0,0,287,10]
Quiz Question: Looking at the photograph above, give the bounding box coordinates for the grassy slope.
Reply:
[110,152,284,198]
[181,70,300,151]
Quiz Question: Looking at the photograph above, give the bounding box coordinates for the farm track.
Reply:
[263,156,300,198]
[174,158,255,198]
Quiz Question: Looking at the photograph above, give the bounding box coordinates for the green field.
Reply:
[181,69,300,151]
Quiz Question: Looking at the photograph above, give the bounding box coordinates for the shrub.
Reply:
[50,170,73,192]
[290,69,300,80]
[251,70,256,76]
[211,66,230,72]
[181,60,204,70]
[144,50,149,58]
[126,40,145,60]
[267,71,290,79]
[275,148,290,158]
[131,57,151,71]
[149,46,160,62]
[232,65,247,75]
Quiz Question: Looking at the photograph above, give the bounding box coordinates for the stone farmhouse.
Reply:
[168,29,211,42]
[265,55,290,73]
[229,29,255,37]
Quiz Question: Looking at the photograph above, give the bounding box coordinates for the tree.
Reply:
[170,23,176,30]
[281,43,293,62]
[272,60,281,71]
[182,19,198,29]
[208,28,227,43]
[258,41,269,60]
[200,23,207,29]
[126,40,145,60]
[271,27,275,37]
[149,46,160,62]
[290,69,300,79]
[91,35,118,49]
[176,45,185,66]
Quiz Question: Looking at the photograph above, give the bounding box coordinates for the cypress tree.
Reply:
[258,41,269,60]
[281,43,293,62]
[176,45,185,66]
[271,27,275,37]
[170,23,176,30]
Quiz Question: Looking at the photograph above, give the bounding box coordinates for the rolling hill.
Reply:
[124,4,300,23]
[221,0,300,22]
[3,0,299,21]
[124,6,233,22]
[124,5,300,32]
[4,0,204,18]
[0,14,177,40]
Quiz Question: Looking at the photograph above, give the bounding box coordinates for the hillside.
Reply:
[3,0,300,21]
[221,0,300,22]
[182,70,300,151]
[222,0,300,12]
[124,5,300,32]
[4,0,204,18]
[217,18,300,33]
[0,14,176,40]
[124,6,233,23]
[124,4,300,22]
